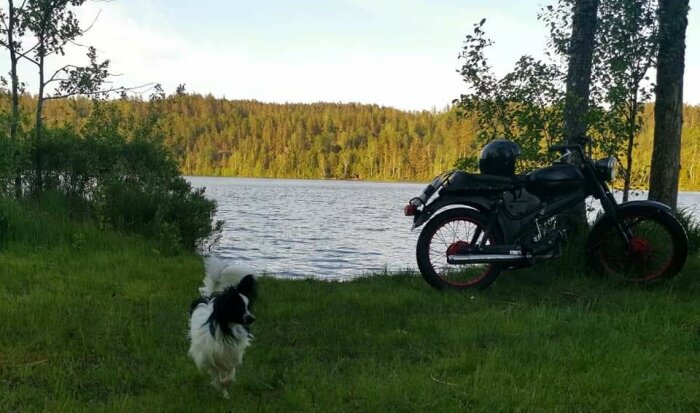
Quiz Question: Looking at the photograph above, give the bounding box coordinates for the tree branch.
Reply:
[45,83,154,100]
[18,52,40,67]
[16,41,39,59]
[41,36,74,57]
[80,9,101,35]
[45,64,77,84]
[44,77,68,85]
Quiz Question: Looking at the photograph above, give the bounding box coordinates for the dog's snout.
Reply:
[245,314,256,325]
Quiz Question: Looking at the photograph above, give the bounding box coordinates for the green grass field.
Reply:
[2,197,700,412]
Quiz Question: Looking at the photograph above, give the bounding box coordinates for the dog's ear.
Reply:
[236,274,257,303]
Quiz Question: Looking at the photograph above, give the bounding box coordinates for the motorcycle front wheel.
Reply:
[416,208,503,290]
[586,205,688,282]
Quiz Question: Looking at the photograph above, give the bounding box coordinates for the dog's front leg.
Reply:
[209,374,229,399]
[217,370,234,399]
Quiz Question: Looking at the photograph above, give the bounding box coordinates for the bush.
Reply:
[15,101,221,252]
[676,207,700,255]
[0,129,30,197]
[94,173,220,252]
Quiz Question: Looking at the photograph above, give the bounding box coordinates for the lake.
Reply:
[187,177,700,281]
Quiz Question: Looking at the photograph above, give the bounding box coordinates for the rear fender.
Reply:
[412,194,494,229]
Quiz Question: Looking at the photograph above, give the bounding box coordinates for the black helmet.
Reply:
[479,139,521,176]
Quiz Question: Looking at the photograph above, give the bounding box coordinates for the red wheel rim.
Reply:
[427,216,495,287]
[597,218,675,282]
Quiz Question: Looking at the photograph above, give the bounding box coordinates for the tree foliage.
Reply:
[0,0,220,252]
[592,0,657,201]
[0,0,131,192]
[4,94,700,190]
[454,20,565,171]
[0,95,221,252]
[455,0,660,201]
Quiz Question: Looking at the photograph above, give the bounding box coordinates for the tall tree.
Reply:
[560,0,600,228]
[0,0,23,140]
[594,0,657,202]
[18,0,111,191]
[542,0,659,201]
[648,0,689,210]
[0,0,28,196]
[561,0,600,147]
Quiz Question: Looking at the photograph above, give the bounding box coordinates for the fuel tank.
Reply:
[524,164,584,197]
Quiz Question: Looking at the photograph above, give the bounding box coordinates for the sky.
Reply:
[4,0,700,111]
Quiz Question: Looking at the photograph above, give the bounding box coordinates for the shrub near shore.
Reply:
[1,196,700,411]
[1,100,221,252]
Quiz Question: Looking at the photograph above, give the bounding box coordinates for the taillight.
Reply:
[404,204,417,216]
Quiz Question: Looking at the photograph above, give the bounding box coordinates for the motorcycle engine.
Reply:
[525,217,566,258]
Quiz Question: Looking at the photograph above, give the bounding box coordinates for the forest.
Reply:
[13,94,700,190]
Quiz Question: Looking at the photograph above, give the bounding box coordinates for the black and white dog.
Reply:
[188,256,258,398]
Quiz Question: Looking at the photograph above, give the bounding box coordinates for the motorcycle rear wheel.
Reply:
[416,208,503,290]
[586,205,688,282]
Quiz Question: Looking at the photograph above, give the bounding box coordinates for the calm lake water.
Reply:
[187,176,700,281]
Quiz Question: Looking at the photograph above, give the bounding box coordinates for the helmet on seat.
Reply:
[478,139,521,176]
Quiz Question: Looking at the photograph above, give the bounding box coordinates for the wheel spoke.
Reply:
[422,213,496,288]
[593,214,678,282]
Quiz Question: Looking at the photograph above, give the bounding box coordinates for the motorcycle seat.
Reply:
[441,170,522,196]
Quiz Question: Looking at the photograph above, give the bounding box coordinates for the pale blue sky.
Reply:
[6,0,700,111]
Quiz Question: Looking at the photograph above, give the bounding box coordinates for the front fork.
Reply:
[590,173,634,250]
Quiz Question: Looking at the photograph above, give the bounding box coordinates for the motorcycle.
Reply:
[404,139,689,290]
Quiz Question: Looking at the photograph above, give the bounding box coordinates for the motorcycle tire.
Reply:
[586,204,688,282]
[416,208,503,290]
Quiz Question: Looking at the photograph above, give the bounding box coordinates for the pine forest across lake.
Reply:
[13,96,700,190]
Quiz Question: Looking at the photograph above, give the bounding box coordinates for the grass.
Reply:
[2,196,700,412]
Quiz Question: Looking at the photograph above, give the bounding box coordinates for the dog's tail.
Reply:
[203,254,228,282]
[200,255,226,297]
[200,255,256,297]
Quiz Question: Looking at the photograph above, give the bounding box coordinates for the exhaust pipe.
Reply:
[447,252,531,264]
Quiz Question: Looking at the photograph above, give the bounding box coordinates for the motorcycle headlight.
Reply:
[594,157,617,182]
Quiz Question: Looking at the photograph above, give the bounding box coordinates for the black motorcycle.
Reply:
[404,139,689,290]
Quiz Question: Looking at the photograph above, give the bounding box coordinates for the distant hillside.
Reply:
[6,94,700,188]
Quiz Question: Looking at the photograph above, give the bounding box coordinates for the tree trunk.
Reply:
[8,0,22,197]
[622,101,638,203]
[563,0,600,146]
[562,0,600,228]
[8,0,20,140]
[648,0,689,210]
[34,52,46,193]
[622,136,633,202]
